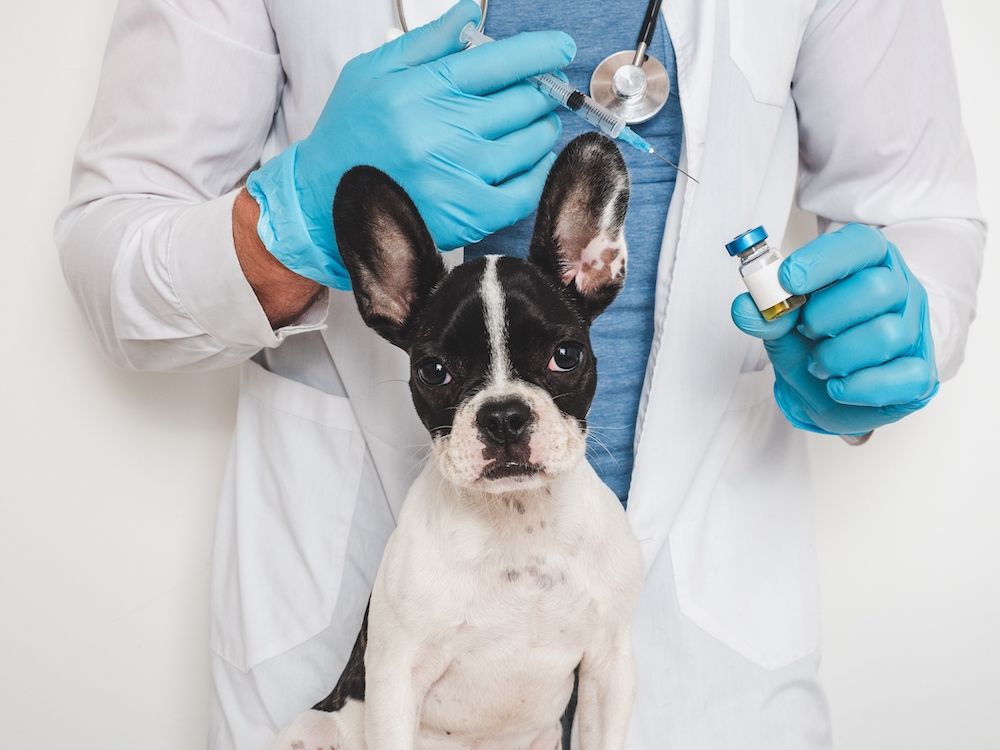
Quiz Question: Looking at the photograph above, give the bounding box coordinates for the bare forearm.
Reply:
[232,188,324,329]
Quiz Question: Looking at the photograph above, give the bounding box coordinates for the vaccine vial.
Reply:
[726,226,807,321]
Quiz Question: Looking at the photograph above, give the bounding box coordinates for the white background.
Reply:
[1,1,997,747]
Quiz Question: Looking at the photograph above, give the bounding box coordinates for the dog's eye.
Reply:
[416,359,452,387]
[548,342,584,373]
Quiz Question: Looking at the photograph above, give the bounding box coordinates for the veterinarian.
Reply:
[56,0,984,747]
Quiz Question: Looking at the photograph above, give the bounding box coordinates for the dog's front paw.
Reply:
[269,706,363,750]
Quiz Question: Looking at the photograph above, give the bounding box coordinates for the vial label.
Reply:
[744,263,793,312]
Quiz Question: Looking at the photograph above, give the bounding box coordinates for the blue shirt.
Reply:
[468,2,683,506]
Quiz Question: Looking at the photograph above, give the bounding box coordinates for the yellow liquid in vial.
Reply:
[761,294,807,321]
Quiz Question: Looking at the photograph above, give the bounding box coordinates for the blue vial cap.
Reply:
[726,226,768,256]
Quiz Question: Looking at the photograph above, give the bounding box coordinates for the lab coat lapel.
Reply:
[627,0,756,566]
[662,0,715,185]
[322,291,429,519]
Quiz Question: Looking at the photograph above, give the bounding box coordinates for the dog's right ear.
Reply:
[528,133,630,322]
[333,166,446,349]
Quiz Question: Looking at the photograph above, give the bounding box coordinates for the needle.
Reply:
[618,126,701,184]
[648,148,700,184]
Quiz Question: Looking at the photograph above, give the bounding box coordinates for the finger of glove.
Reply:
[477,114,562,185]
[470,83,562,140]
[781,382,901,435]
[797,265,909,340]
[826,356,939,407]
[808,311,919,379]
[438,30,576,95]
[780,223,890,296]
[370,0,482,73]
[731,292,800,341]
[486,151,559,228]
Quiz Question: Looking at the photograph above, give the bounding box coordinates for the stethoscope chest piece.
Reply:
[590,50,670,125]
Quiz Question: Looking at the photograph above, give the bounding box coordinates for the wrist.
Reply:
[246,145,352,290]
[232,188,324,329]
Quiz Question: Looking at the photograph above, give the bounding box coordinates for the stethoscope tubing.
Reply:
[394,0,489,34]
[633,0,664,65]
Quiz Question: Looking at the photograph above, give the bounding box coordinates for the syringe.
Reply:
[460,23,698,183]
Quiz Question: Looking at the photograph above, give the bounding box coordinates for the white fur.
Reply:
[481,255,510,385]
[272,460,643,750]
[270,702,363,750]
[560,234,626,295]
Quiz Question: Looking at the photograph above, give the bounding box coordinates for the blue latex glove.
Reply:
[246,0,574,289]
[731,223,939,437]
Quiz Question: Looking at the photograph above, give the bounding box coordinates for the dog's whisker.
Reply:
[586,424,631,431]
[586,444,619,466]
[585,433,621,466]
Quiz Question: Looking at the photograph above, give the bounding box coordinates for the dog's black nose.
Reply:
[477,399,532,446]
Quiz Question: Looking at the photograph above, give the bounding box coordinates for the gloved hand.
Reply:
[731,223,939,437]
[246,0,575,288]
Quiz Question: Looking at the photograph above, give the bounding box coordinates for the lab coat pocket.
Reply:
[210,359,366,673]
[728,0,814,107]
[669,370,819,670]
[729,353,774,409]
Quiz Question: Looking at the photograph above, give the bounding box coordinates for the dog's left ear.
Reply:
[528,133,630,322]
[333,166,447,349]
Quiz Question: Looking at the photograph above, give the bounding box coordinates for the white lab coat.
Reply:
[56,0,984,748]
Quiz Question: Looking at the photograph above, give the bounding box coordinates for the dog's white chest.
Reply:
[367,462,640,747]
[418,555,593,743]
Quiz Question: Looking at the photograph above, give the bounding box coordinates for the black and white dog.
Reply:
[271,134,643,750]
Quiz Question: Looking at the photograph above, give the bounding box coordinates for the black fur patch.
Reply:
[313,603,368,712]
[334,167,446,349]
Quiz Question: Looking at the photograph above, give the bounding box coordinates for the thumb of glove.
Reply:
[732,292,825,403]
[730,292,800,341]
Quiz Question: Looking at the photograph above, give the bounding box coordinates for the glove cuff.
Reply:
[246,144,351,290]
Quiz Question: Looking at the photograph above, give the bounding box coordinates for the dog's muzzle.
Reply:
[475,398,540,479]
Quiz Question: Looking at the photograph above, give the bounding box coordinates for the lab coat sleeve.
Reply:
[54,0,328,372]
[792,0,986,381]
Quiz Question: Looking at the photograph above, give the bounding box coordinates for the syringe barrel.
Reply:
[529,74,625,138]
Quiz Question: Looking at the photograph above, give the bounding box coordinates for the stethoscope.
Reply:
[395,0,670,126]
[394,0,489,34]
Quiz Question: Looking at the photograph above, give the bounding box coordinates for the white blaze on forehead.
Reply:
[481,255,510,384]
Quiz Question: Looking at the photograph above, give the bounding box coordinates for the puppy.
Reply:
[270,133,643,750]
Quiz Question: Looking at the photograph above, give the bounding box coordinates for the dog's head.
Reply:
[334,133,629,493]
